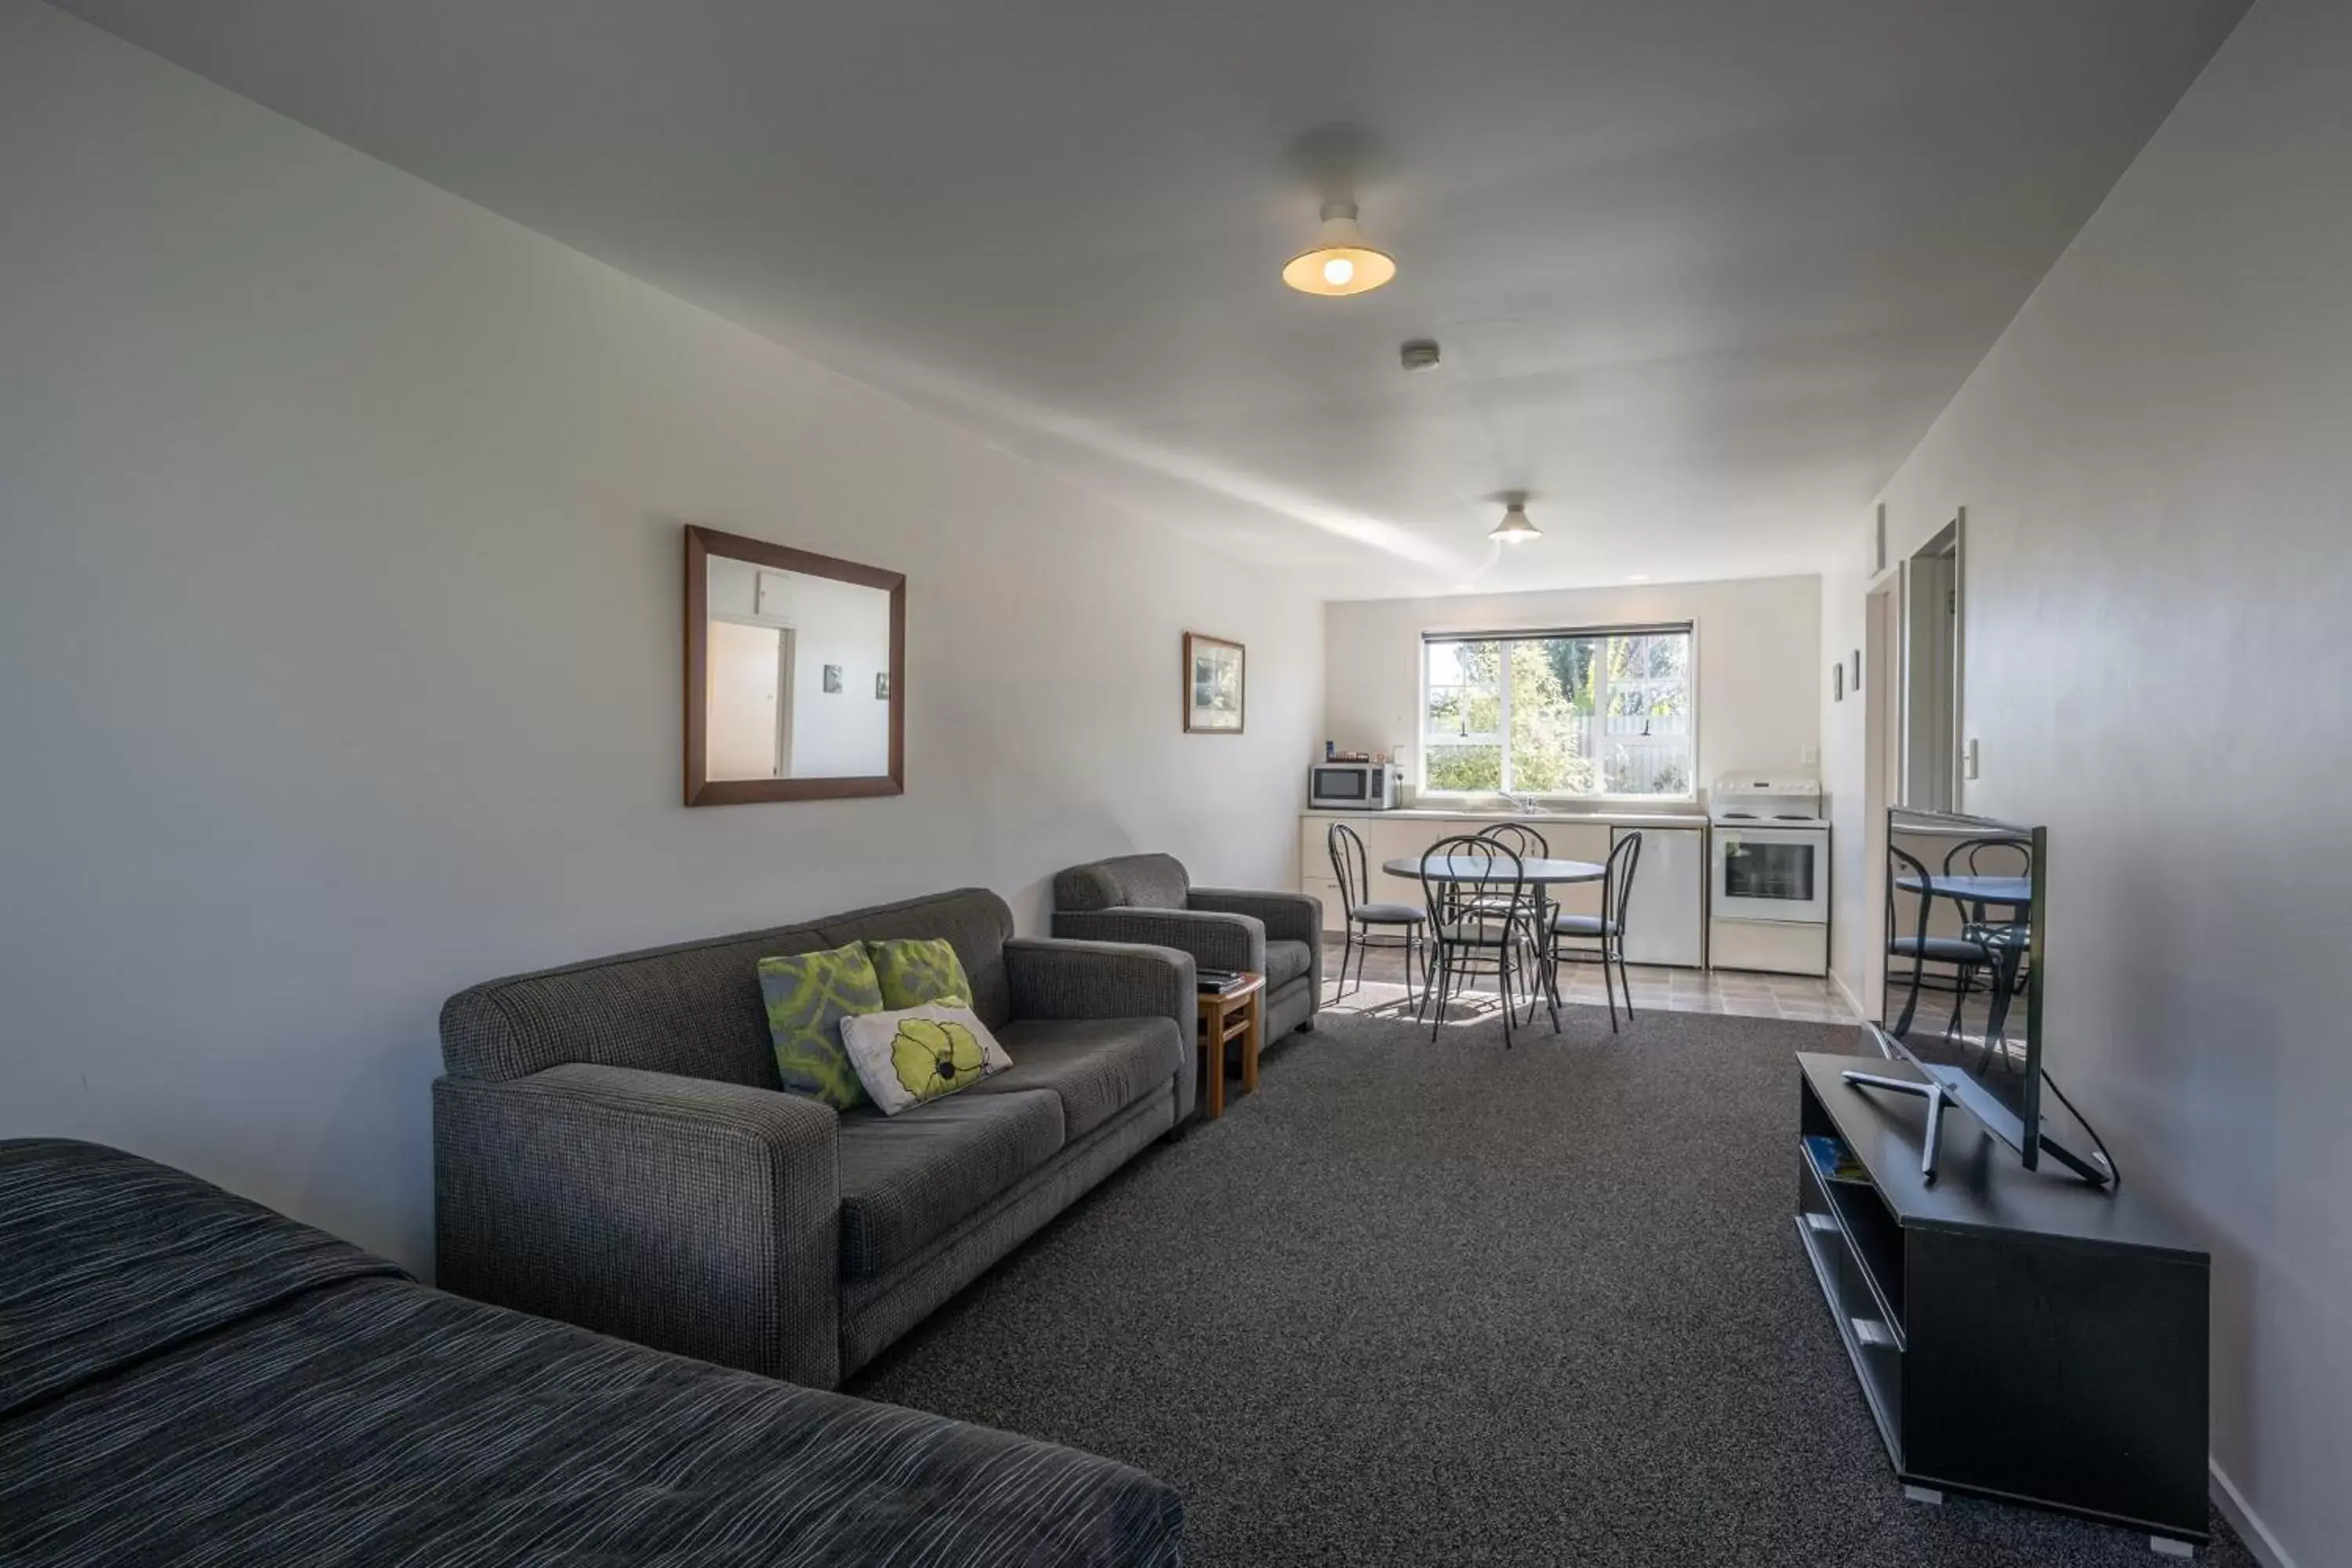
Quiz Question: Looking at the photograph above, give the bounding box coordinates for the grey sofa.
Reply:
[434,887,1194,1391]
[0,1138,1181,1567]
[1051,852,1323,1040]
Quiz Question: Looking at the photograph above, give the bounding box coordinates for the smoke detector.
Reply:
[1399,338,1442,372]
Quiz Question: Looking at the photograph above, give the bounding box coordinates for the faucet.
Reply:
[1497,791,1543,815]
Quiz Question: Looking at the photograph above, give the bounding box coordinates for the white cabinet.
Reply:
[1615,826,1705,968]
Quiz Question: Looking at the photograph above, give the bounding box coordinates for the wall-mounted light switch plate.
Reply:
[1801,745,1820,766]
[1963,738,1980,779]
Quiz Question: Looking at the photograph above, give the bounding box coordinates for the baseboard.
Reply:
[2212,1461,2297,1568]
[1829,968,1869,1023]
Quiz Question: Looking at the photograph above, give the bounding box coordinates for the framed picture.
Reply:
[1183,633,1245,734]
[874,671,890,700]
[822,664,844,695]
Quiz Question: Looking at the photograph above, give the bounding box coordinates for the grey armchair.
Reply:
[1051,853,1323,1045]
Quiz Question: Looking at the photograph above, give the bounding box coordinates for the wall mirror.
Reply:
[684,524,904,805]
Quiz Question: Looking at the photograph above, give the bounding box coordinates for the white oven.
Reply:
[1711,825,1828,924]
[1707,772,1830,975]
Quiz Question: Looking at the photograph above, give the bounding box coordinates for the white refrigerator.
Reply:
[1616,825,1706,968]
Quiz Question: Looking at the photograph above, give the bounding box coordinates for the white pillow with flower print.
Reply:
[839,1002,1014,1116]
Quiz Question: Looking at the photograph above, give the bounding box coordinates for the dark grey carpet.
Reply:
[851,1002,2251,1566]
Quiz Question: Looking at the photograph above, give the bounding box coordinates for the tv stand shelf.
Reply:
[1794,1053,2210,1551]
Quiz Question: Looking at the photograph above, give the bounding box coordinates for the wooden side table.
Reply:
[1196,971,1265,1120]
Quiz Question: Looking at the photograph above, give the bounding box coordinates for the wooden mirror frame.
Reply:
[684,524,906,806]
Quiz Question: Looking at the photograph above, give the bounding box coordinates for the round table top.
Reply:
[1895,873,2031,906]
[1383,854,1607,884]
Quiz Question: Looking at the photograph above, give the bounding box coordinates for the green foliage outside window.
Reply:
[1421,630,1693,798]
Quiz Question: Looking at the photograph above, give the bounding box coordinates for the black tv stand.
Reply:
[1796,1052,2209,1555]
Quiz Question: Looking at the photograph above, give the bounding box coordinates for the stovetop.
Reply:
[1708,808,1829,829]
[1706,773,1824,829]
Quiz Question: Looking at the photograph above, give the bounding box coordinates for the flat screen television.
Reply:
[1866,807,2107,1185]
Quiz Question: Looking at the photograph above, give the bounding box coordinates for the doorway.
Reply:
[1860,507,1967,1018]
[1900,515,1964,812]
[705,619,797,781]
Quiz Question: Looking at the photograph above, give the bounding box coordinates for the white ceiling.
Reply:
[53,0,2248,597]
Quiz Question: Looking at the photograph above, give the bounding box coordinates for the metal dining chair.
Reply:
[1945,836,2033,945]
[1885,844,1993,1040]
[1477,822,1551,1022]
[1327,821,1428,1007]
[1546,830,1642,1032]
[1944,834,2033,1064]
[1419,835,1553,1047]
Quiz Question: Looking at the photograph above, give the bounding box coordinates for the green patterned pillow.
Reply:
[864,938,973,1011]
[840,1003,1014,1116]
[757,943,885,1109]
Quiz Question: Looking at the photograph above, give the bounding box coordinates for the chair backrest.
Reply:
[1945,833,2031,938]
[1885,843,1937,952]
[1479,821,1549,863]
[1420,833,1528,931]
[1327,822,1370,916]
[1947,835,2032,879]
[1602,831,1643,929]
[1051,852,1191,912]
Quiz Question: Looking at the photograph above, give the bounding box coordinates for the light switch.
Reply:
[1801,745,1820,766]
[1964,739,1980,780]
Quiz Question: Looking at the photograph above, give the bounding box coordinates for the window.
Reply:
[1420,625,1693,798]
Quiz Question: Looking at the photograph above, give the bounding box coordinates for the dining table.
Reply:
[1380,855,1608,887]
[1381,854,1609,1032]
[1893,873,2031,910]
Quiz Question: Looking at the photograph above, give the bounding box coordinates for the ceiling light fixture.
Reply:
[1282,199,1396,297]
[1488,499,1541,543]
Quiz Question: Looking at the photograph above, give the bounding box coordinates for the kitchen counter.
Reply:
[1300,806,1711,968]
[1300,806,1709,829]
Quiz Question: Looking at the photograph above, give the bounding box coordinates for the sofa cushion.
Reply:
[978,1017,1185,1139]
[841,1004,1014,1116]
[757,942,887,1109]
[835,1091,1064,1279]
[866,936,974,1010]
[816,891,1014,1029]
[1264,938,1314,990]
[1052,853,1190,913]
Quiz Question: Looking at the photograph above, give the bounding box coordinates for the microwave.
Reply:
[1309,762,1399,811]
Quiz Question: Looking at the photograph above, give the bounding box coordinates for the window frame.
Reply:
[1416,620,1699,804]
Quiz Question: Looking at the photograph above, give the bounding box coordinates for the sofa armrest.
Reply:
[1004,937,1199,1121]
[434,1064,841,1388]
[1189,887,1324,949]
[1051,906,1263,975]
[1191,888,1323,1014]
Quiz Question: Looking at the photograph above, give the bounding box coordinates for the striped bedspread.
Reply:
[0,1140,1182,1567]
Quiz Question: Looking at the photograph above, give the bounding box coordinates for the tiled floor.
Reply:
[1320,935,1857,1025]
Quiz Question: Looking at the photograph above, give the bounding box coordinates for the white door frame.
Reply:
[1860,569,1902,1019]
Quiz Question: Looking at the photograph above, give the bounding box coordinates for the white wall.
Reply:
[782,573,894,778]
[1324,575,1822,796]
[0,1,1321,1275]
[1820,2,2347,1559]
[1819,561,1871,1004]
